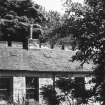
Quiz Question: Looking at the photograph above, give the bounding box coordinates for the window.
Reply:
[0,77,13,101]
[26,77,39,101]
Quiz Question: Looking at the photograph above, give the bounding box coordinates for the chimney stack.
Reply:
[28,24,40,49]
[23,24,42,50]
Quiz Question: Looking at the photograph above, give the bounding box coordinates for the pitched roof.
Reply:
[0,43,94,74]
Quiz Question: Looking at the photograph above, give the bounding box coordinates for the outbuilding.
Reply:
[0,41,94,104]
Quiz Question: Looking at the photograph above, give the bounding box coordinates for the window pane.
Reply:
[0,77,13,101]
[26,77,39,101]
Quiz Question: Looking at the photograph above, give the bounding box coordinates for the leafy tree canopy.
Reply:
[0,0,45,41]
[62,0,105,104]
[41,0,105,104]
[45,1,90,49]
[39,9,63,44]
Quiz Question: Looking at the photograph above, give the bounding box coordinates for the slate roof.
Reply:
[0,43,94,73]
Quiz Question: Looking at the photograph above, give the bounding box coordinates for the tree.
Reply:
[45,2,89,49]
[56,77,94,105]
[40,85,61,105]
[39,8,64,45]
[0,0,45,42]
[63,0,105,104]
[40,77,94,105]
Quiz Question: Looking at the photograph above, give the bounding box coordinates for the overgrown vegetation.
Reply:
[62,0,105,104]
[40,85,61,105]
[41,77,95,105]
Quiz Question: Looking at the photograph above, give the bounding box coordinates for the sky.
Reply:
[33,0,84,15]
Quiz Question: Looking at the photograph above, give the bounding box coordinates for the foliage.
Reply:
[41,77,95,105]
[41,10,63,44]
[40,85,61,105]
[0,0,45,41]
[45,2,89,49]
[62,0,105,104]
[39,6,69,44]
[56,77,94,104]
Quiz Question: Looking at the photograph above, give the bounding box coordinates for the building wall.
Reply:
[0,76,93,104]
[13,77,26,102]
[13,77,53,104]
[13,77,39,103]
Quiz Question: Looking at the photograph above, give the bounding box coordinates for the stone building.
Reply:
[0,40,94,104]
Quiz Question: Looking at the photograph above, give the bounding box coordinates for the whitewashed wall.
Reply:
[13,77,26,103]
